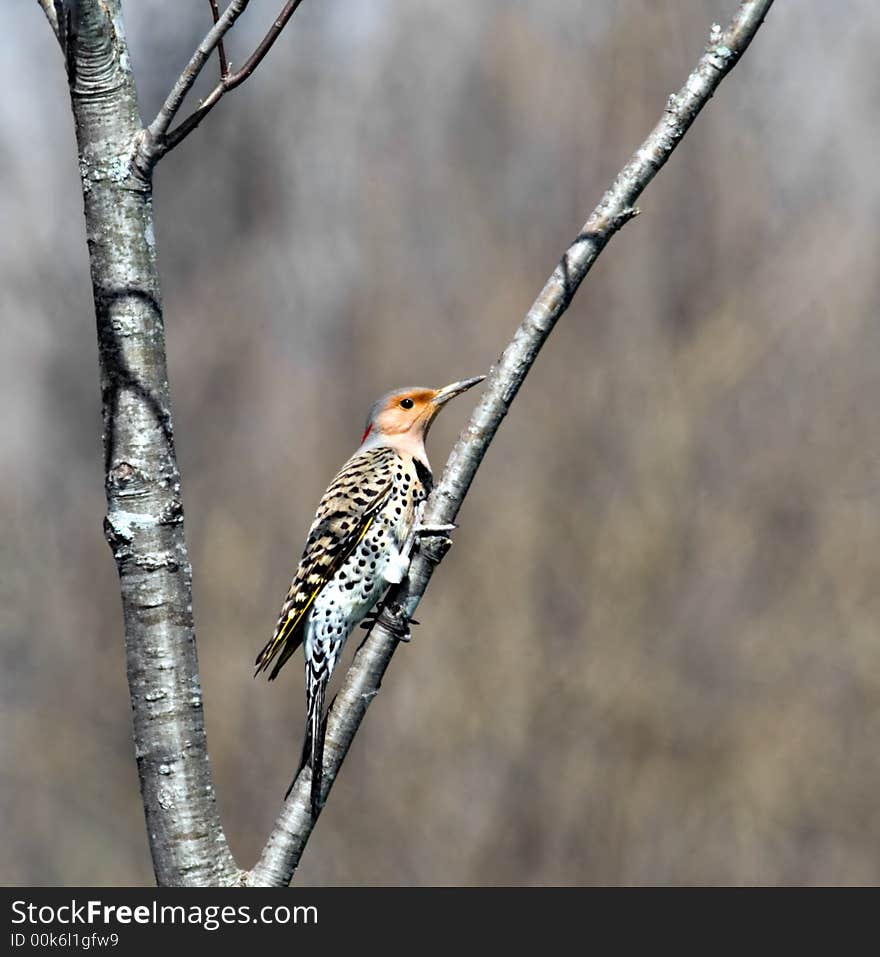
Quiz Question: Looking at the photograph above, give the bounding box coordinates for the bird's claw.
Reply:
[375,600,418,643]
[389,601,413,642]
[414,522,456,560]
[420,534,454,561]
[360,608,420,644]
[416,521,457,536]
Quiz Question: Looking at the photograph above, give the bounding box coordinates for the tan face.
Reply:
[367,389,438,441]
[360,376,486,444]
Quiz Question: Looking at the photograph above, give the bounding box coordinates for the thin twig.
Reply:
[143,0,307,165]
[222,0,308,91]
[143,0,251,163]
[208,0,229,79]
[245,0,776,887]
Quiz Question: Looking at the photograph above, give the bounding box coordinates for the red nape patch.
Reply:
[360,423,373,443]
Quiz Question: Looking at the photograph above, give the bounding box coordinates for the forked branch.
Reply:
[246,0,776,886]
[141,0,307,166]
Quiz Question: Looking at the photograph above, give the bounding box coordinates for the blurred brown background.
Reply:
[3,0,879,885]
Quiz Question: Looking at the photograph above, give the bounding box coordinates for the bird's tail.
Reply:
[290,663,326,817]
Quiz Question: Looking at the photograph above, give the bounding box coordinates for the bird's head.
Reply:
[359,375,485,454]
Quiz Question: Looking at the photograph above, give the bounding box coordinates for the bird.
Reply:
[255,375,485,817]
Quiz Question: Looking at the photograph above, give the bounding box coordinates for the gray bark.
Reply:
[248,0,776,887]
[65,0,237,886]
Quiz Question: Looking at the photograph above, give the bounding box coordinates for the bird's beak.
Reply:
[431,375,486,408]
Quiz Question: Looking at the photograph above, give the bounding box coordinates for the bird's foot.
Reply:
[377,600,418,643]
[416,521,457,537]
[398,516,455,567]
[413,522,456,562]
[360,611,420,630]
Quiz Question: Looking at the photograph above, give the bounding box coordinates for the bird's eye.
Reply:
[399,398,415,409]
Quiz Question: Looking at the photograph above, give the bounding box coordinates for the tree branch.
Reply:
[208,0,230,80]
[140,0,307,167]
[245,0,776,887]
[36,0,63,44]
[142,0,250,164]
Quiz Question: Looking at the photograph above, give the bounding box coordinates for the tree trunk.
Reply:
[66,0,237,886]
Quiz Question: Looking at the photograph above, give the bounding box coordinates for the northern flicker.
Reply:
[255,375,485,816]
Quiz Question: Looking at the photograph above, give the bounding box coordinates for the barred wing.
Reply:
[254,447,399,679]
